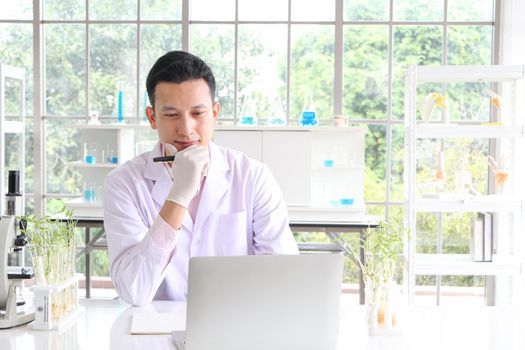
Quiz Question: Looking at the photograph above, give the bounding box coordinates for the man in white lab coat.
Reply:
[103,51,298,306]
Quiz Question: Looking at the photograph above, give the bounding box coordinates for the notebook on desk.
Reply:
[174,254,344,350]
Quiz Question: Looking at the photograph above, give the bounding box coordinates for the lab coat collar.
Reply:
[146,142,171,209]
[146,141,230,232]
[144,142,164,181]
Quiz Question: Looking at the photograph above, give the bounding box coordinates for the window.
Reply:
[0,0,498,303]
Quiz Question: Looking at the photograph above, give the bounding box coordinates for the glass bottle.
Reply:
[267,96,286,126]
[300,93,318,126]
[435,151,446,192]
[83,182,96,203]
[239,94,257,126]
[116,81,124,124]
[83,143,96,164]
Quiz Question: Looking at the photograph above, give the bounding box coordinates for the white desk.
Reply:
[1,297,524,350]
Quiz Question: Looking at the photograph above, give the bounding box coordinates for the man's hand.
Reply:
[165,144,210,208]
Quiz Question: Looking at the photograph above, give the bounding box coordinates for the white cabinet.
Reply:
[403,64,525,305]
[65,123,153,217]
[214,126,366,221]
[0,63,25,215]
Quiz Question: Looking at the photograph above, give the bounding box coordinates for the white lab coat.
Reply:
[103,142,298,305]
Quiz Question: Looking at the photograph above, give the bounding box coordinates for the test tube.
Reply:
[83,183,96,203]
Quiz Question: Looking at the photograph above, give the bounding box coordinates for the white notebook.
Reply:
[130,312,186,335]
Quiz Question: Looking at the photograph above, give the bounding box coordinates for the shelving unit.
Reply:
[403,64,525,305]
[0,63,25,215]
[214,126,366,221]
[64,123,153,217]
[414,254,522,276]
[415,196,522,212]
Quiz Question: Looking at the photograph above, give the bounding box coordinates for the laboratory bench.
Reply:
[1,296,524,350]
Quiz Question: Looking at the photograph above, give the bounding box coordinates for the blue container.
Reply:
[83,188,96,203]
[239,116,257,125]
[267,117,286,126]
[300,111,318,126]
[323,159,335,167]
[340,198,354,206]
[85,155,96,164]
[117,89,124,123]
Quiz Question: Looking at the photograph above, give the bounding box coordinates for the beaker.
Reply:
[84,143,96,164]
[105,146,118,164]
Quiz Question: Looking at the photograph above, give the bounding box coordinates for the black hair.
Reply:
[146,50,216,107]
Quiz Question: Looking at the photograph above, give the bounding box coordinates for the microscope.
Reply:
[0,170,35,328]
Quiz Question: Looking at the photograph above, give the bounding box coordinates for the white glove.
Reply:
[165,144,210,208]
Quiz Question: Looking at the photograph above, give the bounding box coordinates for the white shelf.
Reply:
[415,196,522,212]
[416,124,524,138]
[415,65,524,82]
[288,205,366,222]
[67,161,118,169]
[65,123,151,130]
[215,125,364,133]
[414,254,522,276]
[2,120,24,134]
[311,165,365,171]
[404,64,525,304]
[66,197,103,218]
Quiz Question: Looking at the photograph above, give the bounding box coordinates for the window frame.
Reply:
[0,0,501,303]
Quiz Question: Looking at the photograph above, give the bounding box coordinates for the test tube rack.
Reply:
[31,275,84,331]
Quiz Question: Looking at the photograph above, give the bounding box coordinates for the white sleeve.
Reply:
[251,163,299,255]
[103,173,179,306]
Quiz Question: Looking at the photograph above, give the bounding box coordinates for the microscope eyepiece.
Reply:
[7,170,22,196]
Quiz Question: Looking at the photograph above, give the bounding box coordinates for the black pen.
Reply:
[153,155,175,163]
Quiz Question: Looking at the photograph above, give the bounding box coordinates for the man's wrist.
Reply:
[159,200,186,230]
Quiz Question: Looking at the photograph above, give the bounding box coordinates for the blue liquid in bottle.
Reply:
[240,116,257,125]
[301,111,318,126]
[239,94,258,126]
[267,97,287,126]
[85,155,96,164]
[300,93,318,126]
[117,89,124,123]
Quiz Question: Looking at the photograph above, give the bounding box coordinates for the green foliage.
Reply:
[349,222,404,286]
[20,210,77,249]
[19,210,78,284]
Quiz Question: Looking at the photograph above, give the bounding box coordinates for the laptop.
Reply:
[174,254,344,350]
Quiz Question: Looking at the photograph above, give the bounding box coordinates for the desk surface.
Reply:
[70,215,382,227]
[1,297,524,350]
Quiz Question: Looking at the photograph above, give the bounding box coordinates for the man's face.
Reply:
[146,79,220,152]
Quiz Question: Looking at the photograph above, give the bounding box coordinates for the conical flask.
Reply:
[267,97,286,126]
[239,94,258,126]
[300,93,318,126]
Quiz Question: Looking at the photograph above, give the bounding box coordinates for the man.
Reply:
[103,51,298,306]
